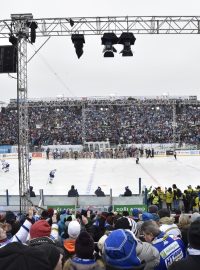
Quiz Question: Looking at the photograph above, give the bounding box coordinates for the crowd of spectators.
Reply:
[0,205,200,270]
[0,98,200,146]
[148,184,200,214]
[47,146,143,159]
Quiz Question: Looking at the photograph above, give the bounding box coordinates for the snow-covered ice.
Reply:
[0,156,199,196]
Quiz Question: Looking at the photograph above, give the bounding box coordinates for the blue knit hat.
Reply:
[104,229,141,268]
[132,208,140,220]
[142,212,154,221]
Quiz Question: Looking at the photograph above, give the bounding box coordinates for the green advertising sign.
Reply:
[113,204,147,214]
[47,204,147,214]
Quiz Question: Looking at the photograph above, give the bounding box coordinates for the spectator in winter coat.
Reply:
[28,214,59,247]
[182,190,191,213]
[168,219,200,270]
[63,220,81,259]
[95,187,106,197]
[165,187,173,212]
[123,186,132,196]
[29,186,36,197]
[68,185,79,197]
[177,214,191,248]
[63,231,105,270]
[0,242,52,270]
[172,184,182,211]
[150,190,160,208]
[158,209,181,238]
[0,208,34,248]
[141,220,186,270]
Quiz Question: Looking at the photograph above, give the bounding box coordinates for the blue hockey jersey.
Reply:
[152,231,186,270]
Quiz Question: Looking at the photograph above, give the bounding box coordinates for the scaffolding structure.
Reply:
[1,16,200,37]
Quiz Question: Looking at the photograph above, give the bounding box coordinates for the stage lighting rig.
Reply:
[101,33,118,57]
[69,18,74,27]
[118,32,136,56]
[71,34,85,59]
[9,34,18,46]
[26,21,38,43]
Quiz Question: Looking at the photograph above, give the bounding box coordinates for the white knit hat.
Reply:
[67,220,81,239]
[191,212,200,223]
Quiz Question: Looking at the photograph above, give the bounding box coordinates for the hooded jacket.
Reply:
[64,238,76,259]
[159,217,181,237]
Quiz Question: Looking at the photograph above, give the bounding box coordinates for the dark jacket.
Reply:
[124,189,132,196]
[95,189,105,197]
[168,255,200,270]
[68,188,79,197]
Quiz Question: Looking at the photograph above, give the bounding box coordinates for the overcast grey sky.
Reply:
[1,0,200,102]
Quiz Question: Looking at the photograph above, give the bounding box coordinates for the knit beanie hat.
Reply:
[148,205,158,214]
[191,212,200,223]
[5,211,16,224]
[142,212,154,221]
[0,242,50,270]
[75,231,94,259]
[30,220,51,239]
[104,229,141,268]
[158,208,170,218]
[68,220,81,239]
[36,244,61,269]
[132,208,140,220]
[115,217,130,230]
[188,220,200,249]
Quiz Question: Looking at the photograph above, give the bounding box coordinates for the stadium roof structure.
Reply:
[7,95,200,107]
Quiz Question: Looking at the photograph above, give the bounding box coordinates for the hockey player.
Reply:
[1,160,10,173]
[29,155,32,165]
[49,169,56,184]
[173,151,177,160]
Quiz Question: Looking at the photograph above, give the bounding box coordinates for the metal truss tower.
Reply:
[1,14,200,211]
[11,14,32,212]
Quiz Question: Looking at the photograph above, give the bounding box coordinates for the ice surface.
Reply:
[0,156,199,196]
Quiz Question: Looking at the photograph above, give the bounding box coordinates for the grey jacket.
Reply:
[136,239,160,270]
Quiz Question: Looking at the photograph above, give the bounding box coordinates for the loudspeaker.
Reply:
[0,45,17,73]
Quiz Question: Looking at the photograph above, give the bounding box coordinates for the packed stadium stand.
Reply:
[0,96,200,147]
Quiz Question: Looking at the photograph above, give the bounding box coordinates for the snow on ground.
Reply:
[0,156,200,196]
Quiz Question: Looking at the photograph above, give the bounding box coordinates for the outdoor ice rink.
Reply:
[0,155,200,196]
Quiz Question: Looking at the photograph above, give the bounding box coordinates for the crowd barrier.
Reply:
[0,191,146,213]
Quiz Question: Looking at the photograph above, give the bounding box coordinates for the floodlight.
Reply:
[26,21,38,43]
[101,33,118,57]
[118,32,136,57]
[9,34,18,46]
[69,18,74,27]
[71,34,85,59]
